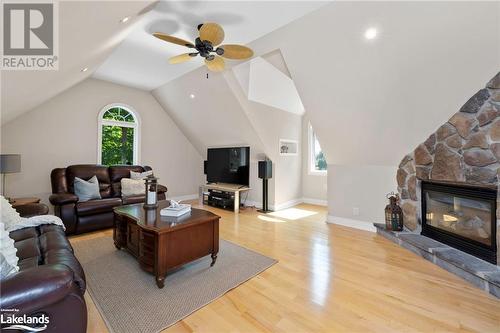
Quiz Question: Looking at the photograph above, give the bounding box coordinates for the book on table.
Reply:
[160,203,191,217]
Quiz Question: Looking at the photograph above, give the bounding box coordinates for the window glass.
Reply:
[101,125,134,165]
[309,124,327,173]
[102,107,135,122]
[99,105,138,166]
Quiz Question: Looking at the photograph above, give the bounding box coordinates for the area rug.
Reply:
[73,236,277,333]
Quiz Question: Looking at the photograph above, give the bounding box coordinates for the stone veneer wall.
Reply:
[397,72,500,265]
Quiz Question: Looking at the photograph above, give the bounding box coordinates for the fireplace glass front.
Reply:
[421,181,497,264]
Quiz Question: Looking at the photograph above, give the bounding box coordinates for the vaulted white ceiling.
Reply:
[1,1,156,125]
[92,1,327,90]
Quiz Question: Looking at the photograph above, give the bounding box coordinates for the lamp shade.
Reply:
[0,154,21,174]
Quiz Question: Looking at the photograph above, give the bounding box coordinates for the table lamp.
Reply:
[0,154,21,198]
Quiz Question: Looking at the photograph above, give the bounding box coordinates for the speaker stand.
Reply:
[257,178,273,213]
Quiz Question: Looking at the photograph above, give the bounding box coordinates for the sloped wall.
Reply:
[397,73,499,251]
[245,1,500,224]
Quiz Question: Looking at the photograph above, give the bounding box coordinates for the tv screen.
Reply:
[207,147,250,186]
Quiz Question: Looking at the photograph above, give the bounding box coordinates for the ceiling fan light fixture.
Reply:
[153,22,253,73]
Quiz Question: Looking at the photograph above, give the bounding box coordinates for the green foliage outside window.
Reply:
[103,107,135,122]
[315,151,327,171]
[101,125,134,166]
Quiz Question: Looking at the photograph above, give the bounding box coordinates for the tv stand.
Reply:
[199,183,251,213]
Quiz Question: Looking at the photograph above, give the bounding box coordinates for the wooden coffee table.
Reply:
[113,200,220,288]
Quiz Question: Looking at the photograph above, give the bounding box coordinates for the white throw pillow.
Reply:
[0,195,22,230]
[0,222,19,279]
[74,175,101,202]
[130,170,153,180]
[121,178,145,197]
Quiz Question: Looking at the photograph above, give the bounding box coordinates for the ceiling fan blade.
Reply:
[153,32,194,48]
[169,53,197,64]
[205,56,225,72]
[199,23,225,46]
[218,44,254,60]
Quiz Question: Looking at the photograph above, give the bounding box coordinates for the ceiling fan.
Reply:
[153,23,254,72]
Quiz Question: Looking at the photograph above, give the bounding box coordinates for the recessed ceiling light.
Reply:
[189,94,195,99]
[120,16,130,23]
[364,28,378,40]
[81,67,88,72]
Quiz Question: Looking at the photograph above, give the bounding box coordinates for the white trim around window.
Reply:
[97,103,141,165]
[308,122,327,176]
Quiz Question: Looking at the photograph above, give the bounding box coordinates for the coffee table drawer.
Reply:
[139,230,155,268]
[127,223,140,257]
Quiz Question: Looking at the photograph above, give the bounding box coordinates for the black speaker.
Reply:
[258,160,272,179]
[258,160,272,213]
[204,160,208,175]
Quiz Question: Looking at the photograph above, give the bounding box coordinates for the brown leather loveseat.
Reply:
[1,204,87,333]
[50,165,167,234]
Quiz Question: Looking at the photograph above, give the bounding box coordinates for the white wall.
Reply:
[225,69,303,207]
[245,1,500,225]
[327,164,397,223]
[152,66,270,205]
[0,78,203,205]
[153,62,304,208]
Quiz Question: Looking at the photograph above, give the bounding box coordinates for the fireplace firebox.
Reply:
[421,181,497,264]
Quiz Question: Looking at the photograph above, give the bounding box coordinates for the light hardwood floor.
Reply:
[70,202,500,333]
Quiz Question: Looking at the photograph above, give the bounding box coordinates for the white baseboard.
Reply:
[244,197,327,210]
[168,194,198,202]
[326,215,376,232]
[243,200,262,209]
[302,197,327,206]
[274,198,304,211]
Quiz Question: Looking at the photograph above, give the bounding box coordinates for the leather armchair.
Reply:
[2,225,87,333]
[1,264,83,313]
[49,193,78,205]
[50,165,167,234]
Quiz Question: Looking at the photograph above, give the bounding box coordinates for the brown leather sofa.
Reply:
[50,165,167,235]
[1,204,87,333]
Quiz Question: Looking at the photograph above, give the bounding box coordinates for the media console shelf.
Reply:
[199,183,251,214]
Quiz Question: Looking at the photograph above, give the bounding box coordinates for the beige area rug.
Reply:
[73,236,277,333]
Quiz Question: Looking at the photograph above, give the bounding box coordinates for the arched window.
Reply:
[97,104,140,166]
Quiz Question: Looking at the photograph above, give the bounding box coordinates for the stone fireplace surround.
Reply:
[397,72,500,266]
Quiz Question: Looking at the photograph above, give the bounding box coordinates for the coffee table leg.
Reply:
[210,253,217,267]
[156,275,165,288]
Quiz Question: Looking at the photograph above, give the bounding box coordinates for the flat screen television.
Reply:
[207,147,250,186]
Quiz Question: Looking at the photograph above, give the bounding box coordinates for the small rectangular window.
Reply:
[309,123,327,174]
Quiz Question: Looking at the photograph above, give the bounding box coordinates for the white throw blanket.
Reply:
[7,215,66,232]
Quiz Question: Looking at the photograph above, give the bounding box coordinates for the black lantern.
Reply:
[144,174,159,209]
[385,192,403,231]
